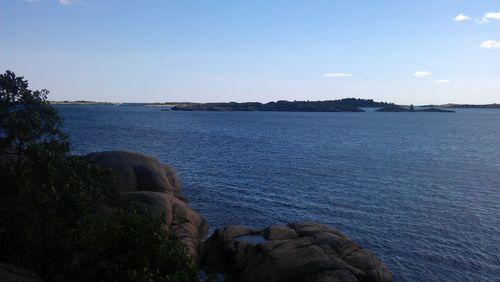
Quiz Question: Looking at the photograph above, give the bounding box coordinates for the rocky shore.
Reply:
[89,151,392,282]
[5,150,392,282]
[204,223,392,282]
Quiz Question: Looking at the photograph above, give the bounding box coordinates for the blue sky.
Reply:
[1,0,499,104]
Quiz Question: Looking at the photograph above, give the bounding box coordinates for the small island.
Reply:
[172,98,395,112]
[376,105,455,113]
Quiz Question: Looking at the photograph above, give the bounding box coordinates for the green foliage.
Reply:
[0,153,118,280]
[0,70,68,165]
[74,207,197,282]
[0,70,198,281]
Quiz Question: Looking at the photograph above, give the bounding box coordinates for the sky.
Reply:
[1,0,499,104]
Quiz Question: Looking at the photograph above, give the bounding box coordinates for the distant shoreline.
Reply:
[420,103,500,109]
[50,100,121,105]
[50,100,500,111]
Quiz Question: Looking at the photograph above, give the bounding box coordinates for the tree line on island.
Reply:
[170,99,454,112]
[171,99,392,112]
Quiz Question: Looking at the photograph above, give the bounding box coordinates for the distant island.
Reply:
[171,98,395,112]
[376,105,455,113]
[50,100,120,105]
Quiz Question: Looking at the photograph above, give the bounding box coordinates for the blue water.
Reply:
[56,105,500,282]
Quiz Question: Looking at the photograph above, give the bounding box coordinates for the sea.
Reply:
[56,105,500,282]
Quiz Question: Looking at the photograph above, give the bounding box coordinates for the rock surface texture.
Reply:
[203,222,393,282]
[85,150,208,264]
[0,264,43,282]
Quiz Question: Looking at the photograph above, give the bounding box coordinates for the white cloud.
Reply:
[414,71,432,78]
[479,11,500,23]
[484,11,500,20]
[323,73,352,78]
[480,40,495,48]
[454,14,471,22]
[59,0,73,5]
[480,40,500,49]
[434,80,451,83]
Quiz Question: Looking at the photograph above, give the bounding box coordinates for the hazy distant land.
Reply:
[50,100,120,105]
[421,103,500,109]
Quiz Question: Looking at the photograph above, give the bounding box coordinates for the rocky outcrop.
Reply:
[0,264,43,282]
[202,222,392,282]
[85,150,208,264]
[85,151,392,281]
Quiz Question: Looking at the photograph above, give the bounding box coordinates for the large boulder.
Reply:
[85,150,208,264]
[203,222,392,282]
[85,150,182,195]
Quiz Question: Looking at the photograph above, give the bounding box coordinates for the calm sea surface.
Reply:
[56,105,500,282]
